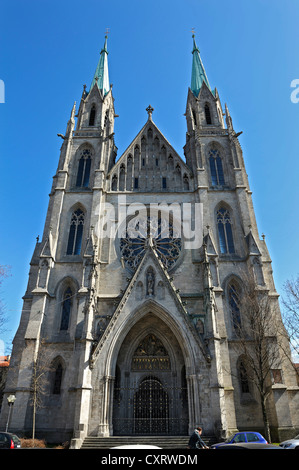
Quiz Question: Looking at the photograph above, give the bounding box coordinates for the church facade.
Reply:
[1,36,298,447]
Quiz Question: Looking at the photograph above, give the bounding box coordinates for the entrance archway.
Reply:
[112,315,188,435]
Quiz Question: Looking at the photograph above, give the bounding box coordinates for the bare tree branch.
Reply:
[28,339,54,445]
[230,271,283,442]
[281,276,299,366]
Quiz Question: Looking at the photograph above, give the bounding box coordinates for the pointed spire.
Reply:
[191,34,211,97]
[225,103,234,131]
[90,35,110,96]
[70,101,76,121]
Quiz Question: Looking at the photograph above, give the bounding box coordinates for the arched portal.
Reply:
[112,315,188,435]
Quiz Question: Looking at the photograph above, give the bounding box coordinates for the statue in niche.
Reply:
[135,281,144,300]
[157,281,165,300]
[38,259,49,288]
[195,317,204,335]
[146,268,155,296]
[96,316,109,338]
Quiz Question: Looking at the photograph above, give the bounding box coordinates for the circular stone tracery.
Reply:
[119,214,181,271]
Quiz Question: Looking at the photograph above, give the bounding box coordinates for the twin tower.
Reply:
[1,35,298,447]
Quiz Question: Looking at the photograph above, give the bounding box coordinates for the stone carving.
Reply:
[146,268,155,296]
[131,334,170,370]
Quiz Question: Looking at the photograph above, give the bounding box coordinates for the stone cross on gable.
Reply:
[146,104,154,120]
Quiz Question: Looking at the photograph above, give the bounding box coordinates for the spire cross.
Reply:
[146,104,154,119]
[105,27,110,36]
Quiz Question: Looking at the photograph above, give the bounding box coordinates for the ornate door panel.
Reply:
[134,376,169,434]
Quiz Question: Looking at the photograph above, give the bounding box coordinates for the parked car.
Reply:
[213,442,281,450]
[279,434,299,449]
[211,431,267,448]
[0,432,21,449]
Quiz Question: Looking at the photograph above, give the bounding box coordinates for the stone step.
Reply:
[81,435,217,449]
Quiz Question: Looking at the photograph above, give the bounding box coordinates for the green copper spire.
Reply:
[191,34,211,97]
[90,35,110,95]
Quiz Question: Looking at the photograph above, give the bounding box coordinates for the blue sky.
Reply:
[1,0,299,353]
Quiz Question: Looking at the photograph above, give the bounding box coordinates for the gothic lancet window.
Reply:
[217,207,235,254]
[209,149,225,186]
[76,149,92,188]
[192,108,197,127]
[239,361,250,393]
[89,105,96,126]
[60,287,72,330]
[228,282,241,331]
[111,175,118,191]
[204,103,212,125]
[66,208,84,255]
[183,174,189,190]
[53,363,63,394]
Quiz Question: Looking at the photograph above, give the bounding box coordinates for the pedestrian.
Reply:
[187,426,209,449]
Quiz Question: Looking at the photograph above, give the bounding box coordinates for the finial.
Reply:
[146,104,154,120]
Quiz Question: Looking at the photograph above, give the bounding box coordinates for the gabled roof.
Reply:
[90,240,210,367]
[108,111,192,178]
[203,229,218,257]
[245,228,262,256]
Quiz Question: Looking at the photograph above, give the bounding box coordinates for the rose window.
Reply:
[119,214,181,271]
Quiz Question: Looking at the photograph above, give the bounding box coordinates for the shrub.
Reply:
[20,438,46,448]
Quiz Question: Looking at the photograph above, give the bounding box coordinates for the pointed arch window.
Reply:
[111,174,118,191]
[209,149,225,186]
[60,287,72,330]
[89,105,96,126]
[239,360,250,393]
[217,207,235,254]
[228,282,241,331]
[183,174,190,190]
[53,363,63,394]
[66,208,84,255]
[192,108,197,127]
[204,103,212,125]
[76,149,92,188]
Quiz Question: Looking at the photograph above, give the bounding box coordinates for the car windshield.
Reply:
[225,435,235,443]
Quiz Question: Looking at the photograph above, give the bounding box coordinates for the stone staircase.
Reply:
[81,435,217,449]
